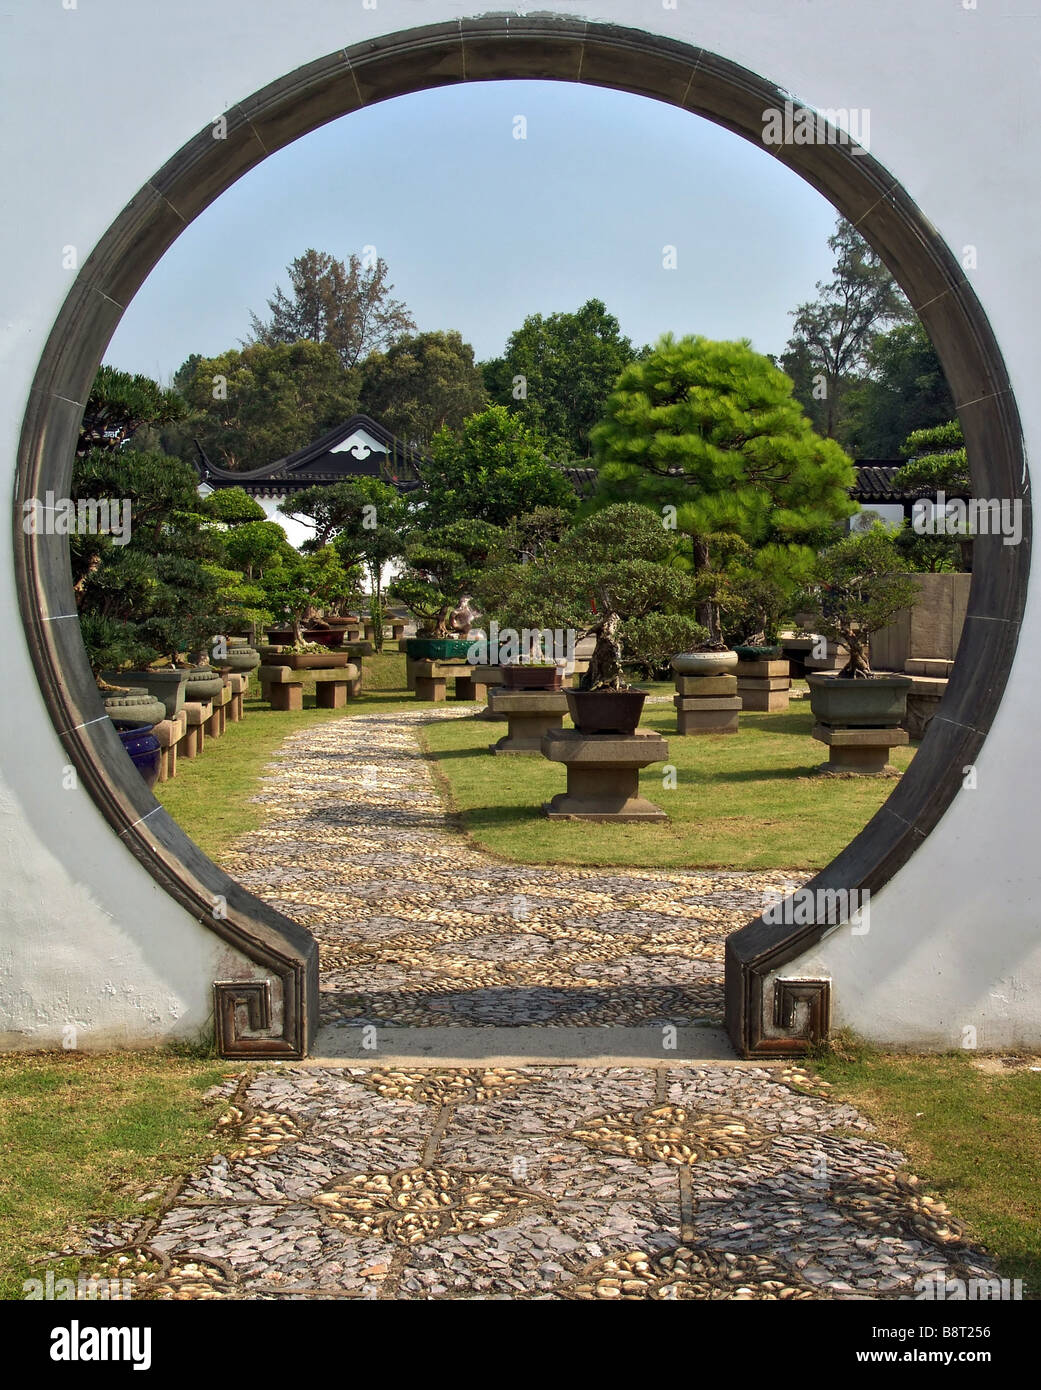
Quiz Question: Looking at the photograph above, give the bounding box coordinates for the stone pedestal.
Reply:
[228,672,247,721]
[903,675,947,739]
[182,700,211,758]
[541,727,670,821]
[490,690,568,753]
[812,723,909,774]
[673,671,741,734]
[736,657,791,712]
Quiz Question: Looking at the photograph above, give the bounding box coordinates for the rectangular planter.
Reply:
[807,673,912,728]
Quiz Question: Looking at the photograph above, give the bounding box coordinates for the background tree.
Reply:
[591,334,856,641]
[201,485,267,525]
[892,418,970,572]
[841,319,956,458]
[79,366,185,453]
[782,219,911,439]
[359,330,488,449]
[483,298,635,458]
[248,248,415,369]
[421,405,578,526]
[175,340,360,470]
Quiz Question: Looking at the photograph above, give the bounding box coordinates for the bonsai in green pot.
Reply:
[802,528,920,727]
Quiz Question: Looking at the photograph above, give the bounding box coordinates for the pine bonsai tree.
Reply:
[591,334,856,642]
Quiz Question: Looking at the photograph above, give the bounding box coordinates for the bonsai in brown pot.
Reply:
[476,504,705,735]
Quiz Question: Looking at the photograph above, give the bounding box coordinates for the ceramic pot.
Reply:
[103,668,187,718]
[502,664,564,691]
[116,726,161,787]
[103,690,166,729]
[183,667,224,702]
[671,650,739,677]
[807,673,912,728]
[565,689,647,735]
[406,637,473,661]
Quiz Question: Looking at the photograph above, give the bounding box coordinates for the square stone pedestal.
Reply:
[674,693,742,734]
[812,723,909,774]
[736,658,791,712]
[541,727,670,821]
[490,690,568,753]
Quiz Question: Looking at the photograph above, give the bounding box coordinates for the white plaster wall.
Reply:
[1,0,1039,1048]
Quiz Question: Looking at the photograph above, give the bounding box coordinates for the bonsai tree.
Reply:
[476,503,705,687]
[72,447,226,675]
[391,518,504,637]
[590,334,857,642]
[802,527,920,677]
[282,478,407,652]
[892,419,970,572]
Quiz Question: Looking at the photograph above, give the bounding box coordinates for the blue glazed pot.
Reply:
[117,726,161,788]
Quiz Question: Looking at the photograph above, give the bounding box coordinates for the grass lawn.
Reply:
[421,699,915,870]
[0,1051,232,1300]
[155,652,441,858]
[814,1045,1041,1298]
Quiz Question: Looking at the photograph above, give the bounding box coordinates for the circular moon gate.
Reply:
[13,18,1029,1058]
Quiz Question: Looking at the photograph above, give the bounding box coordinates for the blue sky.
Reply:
[105,79,841,383]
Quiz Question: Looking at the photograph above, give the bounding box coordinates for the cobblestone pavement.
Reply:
[73,1063,999,1300]
[65,712,999,1300]
[220,709,806,1030]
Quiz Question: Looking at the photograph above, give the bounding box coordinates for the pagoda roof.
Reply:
[194,413,425,493]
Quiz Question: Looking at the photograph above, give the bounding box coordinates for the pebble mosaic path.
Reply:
[73,1063,999,1300]
[61,710,1002,1300]
[221,708,805,1031]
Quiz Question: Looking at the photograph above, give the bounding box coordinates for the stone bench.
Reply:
[413,661,486,703]
[259,663,361,711]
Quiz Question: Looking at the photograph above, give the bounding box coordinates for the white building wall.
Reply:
[1,0,1039,1048]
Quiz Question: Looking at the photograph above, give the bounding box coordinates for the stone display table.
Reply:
[205,679,232,739]
[673,672,742,734]
[153,710,187,783]
[413,661,486,703]
[259,663,361,711]
[541,727,670,821]
[489,689,568,753]
[812,722,909,774]
[473,666,506,720]
[227,672,248,722]
[182,699,212,759]
[735,657,791,712]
